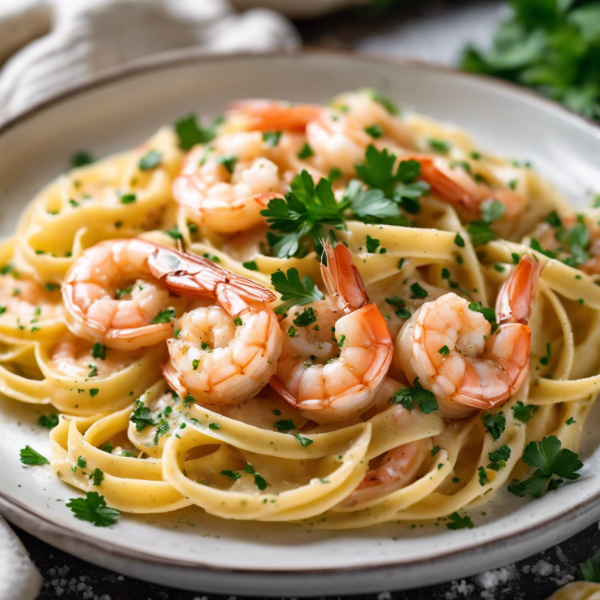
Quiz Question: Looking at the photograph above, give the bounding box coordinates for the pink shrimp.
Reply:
[395,255,543,418]
[271,240,393,424]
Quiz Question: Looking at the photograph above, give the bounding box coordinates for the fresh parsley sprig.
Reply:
[261,170,348,258]
[389,383,439,414]
[66,492,120,527]
[174,113,221,150]
[270,269,324,315]
[508,435,583,499]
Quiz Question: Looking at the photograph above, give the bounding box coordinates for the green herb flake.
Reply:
[66,492,119,527]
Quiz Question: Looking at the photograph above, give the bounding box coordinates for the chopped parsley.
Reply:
[20,446,50,465]
[164,226,183,241]
[130,399,156,432]
[220,470,242,480]
[482,413,506,440]
[66,492,119,526]
[478,466,489,486]
[271,268,324,315]
[174,113,219,150]
[242,260,259,271]
[390,385,439,414]
[428,139,451,153]
[508,435,583,499]
[439,345,450,356]
[138,149,162,171]
[488,445,511,470]
[454,233,465,248]
[90,468,104,486]
[513,401,535,424]
[409,282,428,299]
[92,343,106,360]
[38,413,59,429]
[70,151,95,168]
[446,512,474,530]
[294,433,314,447]
[217,155,237,174]
[275,419,295,431]
[208,423,221,431]
[364,124,384,138]
[119,193,136,204]
[580,557,600,583]
[297,143,314,159]
[293,307,317,327]
[150,308,176,324]
[262,131,282,147]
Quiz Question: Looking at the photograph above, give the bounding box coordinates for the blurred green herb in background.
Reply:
[461,0,600,121]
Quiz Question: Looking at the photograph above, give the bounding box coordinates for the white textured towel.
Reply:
[0,515,42,600]
[0,0,300,123]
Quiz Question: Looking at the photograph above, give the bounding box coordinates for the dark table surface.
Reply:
[9,1,600,599]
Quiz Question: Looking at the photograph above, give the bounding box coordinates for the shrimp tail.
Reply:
[148,246,276,308]
[320,240,368,313]
[269,375,299,409]
[496,254,543,325]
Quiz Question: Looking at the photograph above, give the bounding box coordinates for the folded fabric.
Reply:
[0,515,42,600]
[0,0,300,123]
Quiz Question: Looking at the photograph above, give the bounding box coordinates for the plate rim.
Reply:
[1,47,600,593]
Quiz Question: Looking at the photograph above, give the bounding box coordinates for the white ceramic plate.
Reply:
[1,50,600,597]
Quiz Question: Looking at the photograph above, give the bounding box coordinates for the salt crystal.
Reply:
[531,560,554,576]
[55,587,64,597]
[377,593,392,600]
[475,565,516,589]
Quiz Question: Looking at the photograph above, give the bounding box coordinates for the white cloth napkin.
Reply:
[0,515,42,600]
[0,0,300,123]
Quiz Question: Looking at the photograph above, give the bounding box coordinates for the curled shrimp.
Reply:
[271,240,393,424]
[226,100,322,132]
[306,92,416,175]
[406,155,525,220]
[395,255,543,418]
[152,249,282,405]
[173,131,286,234]
[63,239,200,350]
[528,212,600,275]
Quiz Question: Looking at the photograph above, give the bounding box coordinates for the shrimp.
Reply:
[395,254,543,418]
[151,248,282,405]
[226,100,322,132]
[340,378,433,507]
[306,92,416,175]
[271,240,393,424]
[172,131,286,234]
[406,155,525,220]
[63,239,199,351]
[527,212,600,275]
[0,273,62,323]
[49,332,142,379]
[341,440,431,507]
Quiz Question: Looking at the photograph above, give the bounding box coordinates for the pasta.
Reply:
[7,90,600,531]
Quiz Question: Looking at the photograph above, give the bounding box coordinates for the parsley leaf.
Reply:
[468,302,497,325]
[150,308,176,324]
[508,435,583,499]
[482,413,506,440]
[447,512,474,530]
[513,401,535,423]
[138,149,162,171]
[488,445,511,470]
[271,269,324,315]
[130,399,156,432]
[293,307,317,327]
[38,413,59,429]
[580,557,600,583]
[390,386,439,414]
[20,446,50,465]
[261,171,346,258]
[294,433,314,447]
[70,151,95,169]
[174,113,220,150]
[66,492,119,527]
[262,131,282,147]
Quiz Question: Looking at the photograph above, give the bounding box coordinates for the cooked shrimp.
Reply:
[172,131,286,234]
[226,100,322,132]
[307,92,416,175]
[0,273,62,323]
[271,240,393,424]
[406,155,525,219]
[153,250,282,405]
[528,212,600,275]
[341,440,431,507]
[395,255,543,418]
[49,332,142,379]
[63,239,196,351]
